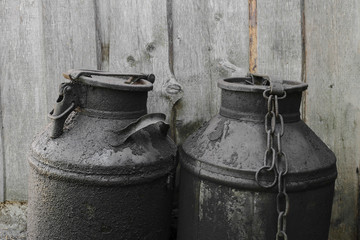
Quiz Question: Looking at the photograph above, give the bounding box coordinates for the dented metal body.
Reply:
[28,71,177,240]
[177,77,337,240]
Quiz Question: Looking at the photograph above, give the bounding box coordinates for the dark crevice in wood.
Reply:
[94,0,110,71]
[358,169,360,240]
[248,0,257,73]
[0,95,5,202]
[94,0,102,70]
[0,38,5,200]
[170,102,178,143]
[167,0,174,76]
[166,0,179,144]
[301,0,307,123]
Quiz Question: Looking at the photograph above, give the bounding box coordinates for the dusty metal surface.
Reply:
[177,76,337,240]
[28,71,177,240]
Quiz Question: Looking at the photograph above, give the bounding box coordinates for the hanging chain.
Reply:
[255,82,289,240]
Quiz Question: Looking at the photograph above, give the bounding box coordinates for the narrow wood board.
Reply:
[41,0,98,112]
[0,0,46,200]
[305,0,360,238]
[257,0,302,82]
[172,0,249,143]
[108,0,182,135]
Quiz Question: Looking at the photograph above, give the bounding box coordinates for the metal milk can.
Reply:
[177,74,337,240]
[28,70,177,240]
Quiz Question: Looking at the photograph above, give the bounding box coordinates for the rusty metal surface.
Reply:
[28,71,177,240]
[248,0,257,73]
[177,76,337,240]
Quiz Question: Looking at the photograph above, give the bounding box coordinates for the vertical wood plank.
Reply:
[257,0,302,81]
[0,0,46,200]
[0,0,6,199]
[94,0,111,71]
[108,0,182,127]
[305,0,360,239]
[0,107,4,202]
[172,0,249,143]
[0,0,98,200]
[41,0,98,112]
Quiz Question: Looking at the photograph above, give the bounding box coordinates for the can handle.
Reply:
[109,113,169,147]
[48,83,79,139]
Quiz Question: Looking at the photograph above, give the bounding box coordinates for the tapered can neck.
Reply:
[72,74,154,119]
[218,77,308,122]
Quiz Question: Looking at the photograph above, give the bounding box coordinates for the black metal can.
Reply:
[28,70,177,240]
[177,75,337,240]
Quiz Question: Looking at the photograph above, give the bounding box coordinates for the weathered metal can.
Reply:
[177,75,337,240]
[28,70,177,240]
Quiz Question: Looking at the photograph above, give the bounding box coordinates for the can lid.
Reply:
[63,69,154,92]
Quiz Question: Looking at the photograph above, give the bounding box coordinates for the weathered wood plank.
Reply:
[108,0,182,132]
[0,0,5,198]
[0,107,4,202]
[94,0,111,71]
[172,0,249,143]
[0,0,46,200]
[257,0,302,81]
[304,0,360,239]
[41,0,97,112]
[0,0,98,200]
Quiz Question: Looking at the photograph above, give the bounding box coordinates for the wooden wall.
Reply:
[305,1,360,239]
[0,0,359,238]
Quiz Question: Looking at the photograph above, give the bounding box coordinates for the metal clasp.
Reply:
[48,83,79,138]
[246,73,270,86]
[263,85,287,100]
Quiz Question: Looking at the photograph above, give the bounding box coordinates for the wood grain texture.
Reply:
[0,0,46,200]
[304,0,360,239]
[172,0,249,143]
[0,105,4,202]
[41,0,97,112]
[94,0,111,71]
[257,0,302,81]
[0,6,358,240]
[0,0,98,200]
[108,0,182,128]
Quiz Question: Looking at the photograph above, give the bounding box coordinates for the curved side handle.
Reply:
[111,113,169,147]
[48,83,79,139]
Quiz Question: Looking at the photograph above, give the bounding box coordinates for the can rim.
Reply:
[218,77,308,93]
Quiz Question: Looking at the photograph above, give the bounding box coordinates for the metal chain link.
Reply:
[255,86,289,240]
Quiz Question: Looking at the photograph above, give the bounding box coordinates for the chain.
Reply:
[255,83,289,240]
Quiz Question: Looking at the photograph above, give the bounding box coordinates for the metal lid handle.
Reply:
[63,69,155,84]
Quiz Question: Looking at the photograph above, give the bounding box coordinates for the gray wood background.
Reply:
[0,0,359,238]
